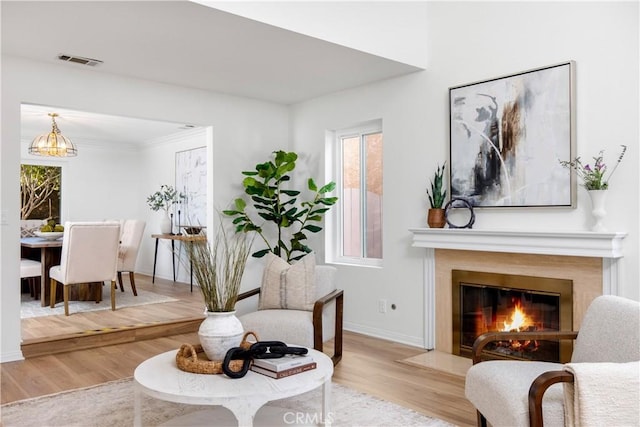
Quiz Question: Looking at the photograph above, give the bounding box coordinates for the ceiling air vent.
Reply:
[57,54,103,67]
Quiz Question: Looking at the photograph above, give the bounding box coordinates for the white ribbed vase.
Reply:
[159,211,172,234]
[587,190,607,232]
[198,310,244,361]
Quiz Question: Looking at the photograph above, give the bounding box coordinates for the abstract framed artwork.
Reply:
[449,61,576,208]
[175,146,207,228]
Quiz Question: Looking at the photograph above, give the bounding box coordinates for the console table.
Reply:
[151,233,206,292]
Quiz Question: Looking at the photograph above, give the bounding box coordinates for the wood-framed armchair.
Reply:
[236,264,344,366]
[465,295,640,427]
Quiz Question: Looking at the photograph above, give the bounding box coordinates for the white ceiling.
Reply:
[20,104,196,147]
[4,1,421,145]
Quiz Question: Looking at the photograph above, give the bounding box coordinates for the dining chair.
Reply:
[49,221,121,316]
[20,258,42,299]
[117,219,146,296]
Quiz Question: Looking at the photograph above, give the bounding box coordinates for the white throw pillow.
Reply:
[259,252,316,311]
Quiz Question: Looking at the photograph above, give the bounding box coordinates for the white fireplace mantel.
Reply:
[410,228,627,258]
[409,228,627,349]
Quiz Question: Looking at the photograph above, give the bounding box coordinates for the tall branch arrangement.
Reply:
[186,225,252,312]
[20,165,61,219]
[223,150,337,262]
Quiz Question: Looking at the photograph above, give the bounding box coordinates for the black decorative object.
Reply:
[170,213,174,235]
[222,341,308,379]
[444,198,475,229]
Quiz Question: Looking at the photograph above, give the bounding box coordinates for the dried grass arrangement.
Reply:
[186,223,252,312]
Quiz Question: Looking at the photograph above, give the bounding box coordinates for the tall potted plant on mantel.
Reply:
[147,184,184,234]
[559,145,627,232]
[223,150,338,263]
[427,162,447,228]
[185,222,253,361]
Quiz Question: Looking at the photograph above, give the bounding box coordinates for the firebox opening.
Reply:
[452,270,573,363]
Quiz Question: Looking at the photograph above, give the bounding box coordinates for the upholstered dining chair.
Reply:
[49,221,121,316]
[465,295,640,427]
[20,258,42,299]
[116,219,146,296]
[237,253,344,365]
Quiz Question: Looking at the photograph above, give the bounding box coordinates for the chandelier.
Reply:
[28,113,77,157]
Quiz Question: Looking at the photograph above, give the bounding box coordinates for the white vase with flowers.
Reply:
[147,185,184,234]
[560,145,626,232]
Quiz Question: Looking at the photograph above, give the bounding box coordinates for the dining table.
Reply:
[20,237,102,307]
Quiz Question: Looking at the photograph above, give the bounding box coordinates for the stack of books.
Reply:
[250,354,316,379]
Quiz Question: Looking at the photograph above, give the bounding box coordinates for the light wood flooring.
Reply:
[21,275,205,342]
[4,274,476,427]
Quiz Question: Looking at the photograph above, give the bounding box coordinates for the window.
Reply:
[20,164,62,220]
[328,120,383,266]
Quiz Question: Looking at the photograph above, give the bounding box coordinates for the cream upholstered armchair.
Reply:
[465,295,640,427]
[49,221,121,316]
[237,253,343,365]
[117,219,146,296]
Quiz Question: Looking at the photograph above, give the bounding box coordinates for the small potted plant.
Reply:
[147,184,184,234]
[426,163,447,228]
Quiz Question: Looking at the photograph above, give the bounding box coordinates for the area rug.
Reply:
[0,378,454,426]
[21,290,179,319]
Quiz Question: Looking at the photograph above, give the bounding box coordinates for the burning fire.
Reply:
[501,304,532,332]
[497,303,539,355]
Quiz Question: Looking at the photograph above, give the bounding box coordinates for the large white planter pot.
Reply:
[587,190,607,232]
[198,310,244,361]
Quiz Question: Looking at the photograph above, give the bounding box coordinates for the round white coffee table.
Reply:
[133,347,333,427]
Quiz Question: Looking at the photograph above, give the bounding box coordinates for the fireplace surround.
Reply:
[410,228,626,352]
[451,269,573,362]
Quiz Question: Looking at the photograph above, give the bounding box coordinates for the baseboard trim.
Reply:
[344,321,425,349]
[0,350,25,363]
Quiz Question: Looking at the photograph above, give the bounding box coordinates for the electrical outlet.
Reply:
[378,299,387,314]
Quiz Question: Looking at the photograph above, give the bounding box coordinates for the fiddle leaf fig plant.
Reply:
[223,150,337,262]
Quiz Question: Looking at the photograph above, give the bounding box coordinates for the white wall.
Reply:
[137,128,209,284]
[290,1,639,346]
[1,56,289,362]
[20,140,144,222]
